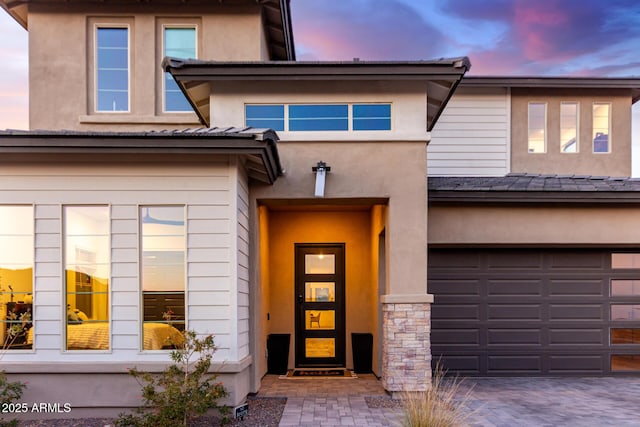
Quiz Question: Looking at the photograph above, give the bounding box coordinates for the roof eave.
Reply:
[164,57,471,128]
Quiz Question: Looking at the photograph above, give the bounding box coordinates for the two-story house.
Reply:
[0,0,469,415]
[1,0,640,418]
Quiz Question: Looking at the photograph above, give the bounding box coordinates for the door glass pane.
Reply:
[611,355,640,371]
[611,280,640,296]
[305,282,335,302]
[612,253,640,268]
[305,254,334,274]
[611,305,640,321]
[611,329,640,344]
[305,310,335,330]
[305,338,335,358]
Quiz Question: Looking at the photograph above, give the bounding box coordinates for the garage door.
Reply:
[429,249,640,375]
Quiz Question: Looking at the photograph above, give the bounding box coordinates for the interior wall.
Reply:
[370,205,386,376]
[267,209,373,370]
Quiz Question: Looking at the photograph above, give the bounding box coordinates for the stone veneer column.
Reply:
[380,294,434,393]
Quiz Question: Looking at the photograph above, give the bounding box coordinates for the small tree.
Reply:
[117,330,228,427]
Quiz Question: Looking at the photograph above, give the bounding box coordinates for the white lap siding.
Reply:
[236,164,250,360]
[428,87,510,176]
[0,160,239,364]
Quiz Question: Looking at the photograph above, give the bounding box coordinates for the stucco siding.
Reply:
[429,87,510,176]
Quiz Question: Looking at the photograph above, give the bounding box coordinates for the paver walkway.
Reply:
[258,374,640,427]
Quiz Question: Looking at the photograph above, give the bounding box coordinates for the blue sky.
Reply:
[1,0,639,172]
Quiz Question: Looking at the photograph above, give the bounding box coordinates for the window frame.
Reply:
[93,23,131,114]
[560,101,579,153]
[592,102,612,154]
[62,205,111,352]
[0,206,34,351]
[139,205,187,351]
[244,102,393,132]
[161,23,199,113]
[527,102,547,154]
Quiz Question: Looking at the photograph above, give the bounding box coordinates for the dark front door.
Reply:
[295,243,345,367]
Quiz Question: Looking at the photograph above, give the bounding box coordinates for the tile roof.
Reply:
[0,127,278,140]
[429,174,640,192]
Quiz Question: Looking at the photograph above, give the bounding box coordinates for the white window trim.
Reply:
[560,101,579,154]
[93,23,131,114]
[161,23,199,114]
[593,102,612,154]
[527,102,547,154]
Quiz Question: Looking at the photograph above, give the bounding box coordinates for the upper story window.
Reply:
[63,206,110,351]
[560,102,578,153]
[0,206,33,350]
[528,102,546,153]
[593,103,611,153]
[96,27,129,112]
[163,26,197,112]
[245,103,392,131]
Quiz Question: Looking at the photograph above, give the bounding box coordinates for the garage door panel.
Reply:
[549,304,604,321]
[433,354,481,374]
[487,355,542,373]
[428,279,481,296]
[549,279,604,296]
[550,252,606,269]
[488,304,541,321]
[548,355,605,373]
[488,280,542,296]
[431,329,479,346]
[487,328,541,345]
[429,251,481,269]
[487,252,542,269]
[431,304,480,320]
[549,328,605,345]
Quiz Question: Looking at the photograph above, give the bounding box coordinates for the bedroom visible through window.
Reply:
[63,206,110,351]
[96,27,129,112]
[141,206,185,350]
[0,206,33,350]
[163,26,196,112]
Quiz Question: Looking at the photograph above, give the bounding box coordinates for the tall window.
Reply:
[164,27,196,112]
[96,27,129,112]
[0,207,33,350]
[64,206,110,351]
[141,207,185,350]
[593,103,611,153]
[528,103,546,153]
[560,102,578,153]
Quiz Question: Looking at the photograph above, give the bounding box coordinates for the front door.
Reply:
[295,243,345,367]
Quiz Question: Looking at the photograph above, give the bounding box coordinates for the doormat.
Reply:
[282,369,357,379]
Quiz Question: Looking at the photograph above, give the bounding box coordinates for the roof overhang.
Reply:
[0,127,283,184]
[461,76,640,104]
[163,57,471,131]
[0,0,295,60]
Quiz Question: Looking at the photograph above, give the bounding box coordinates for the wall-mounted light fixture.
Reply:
[312,161,331,197]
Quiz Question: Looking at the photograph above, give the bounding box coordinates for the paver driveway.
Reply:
[259,374,640,426]
[463,377,640,427]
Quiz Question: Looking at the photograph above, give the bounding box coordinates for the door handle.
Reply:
[298,294,303,303]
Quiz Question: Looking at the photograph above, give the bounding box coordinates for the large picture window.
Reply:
[0,206,33,350]
[96,27,129,112]
[163,27,196,112]
[64,206,110,350]
[141,206,185,350]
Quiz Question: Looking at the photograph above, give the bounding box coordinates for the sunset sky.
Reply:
[1,0,639,172]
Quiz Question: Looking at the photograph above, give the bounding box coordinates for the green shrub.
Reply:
[401,362,474,427]
[116,331,229,427]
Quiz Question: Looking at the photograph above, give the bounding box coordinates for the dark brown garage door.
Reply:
[429,249,640,375]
